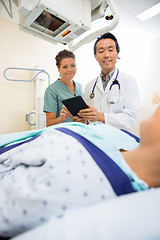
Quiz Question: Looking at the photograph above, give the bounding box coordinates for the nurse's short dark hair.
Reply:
[93,32,120,55]
[55,49,75,68]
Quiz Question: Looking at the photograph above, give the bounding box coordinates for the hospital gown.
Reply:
[0,123,148,238]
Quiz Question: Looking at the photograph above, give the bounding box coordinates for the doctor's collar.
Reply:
[100,68,116,81]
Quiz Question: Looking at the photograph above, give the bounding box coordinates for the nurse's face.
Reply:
[140,106,160,148]
[58,58,76,81]
[95,38,118,76]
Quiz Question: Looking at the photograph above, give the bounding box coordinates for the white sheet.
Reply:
[11,188,160,240]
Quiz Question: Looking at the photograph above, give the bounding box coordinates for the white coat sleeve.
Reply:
[104,76,140,131]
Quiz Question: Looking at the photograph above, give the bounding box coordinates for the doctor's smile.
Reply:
[103,60,112,64]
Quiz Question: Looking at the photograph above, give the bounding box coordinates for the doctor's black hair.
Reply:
[93,32,120,55]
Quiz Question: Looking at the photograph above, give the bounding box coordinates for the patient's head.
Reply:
[121,106,160,188]
[140,105,160,149]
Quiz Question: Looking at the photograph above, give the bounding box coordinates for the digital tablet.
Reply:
[62,96,89,116]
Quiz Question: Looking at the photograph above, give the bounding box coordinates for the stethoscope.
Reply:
[89,69,120,104]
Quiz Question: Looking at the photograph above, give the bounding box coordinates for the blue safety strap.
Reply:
[56,127,136,196]
[121,129,140,143]
[0,135,40,155]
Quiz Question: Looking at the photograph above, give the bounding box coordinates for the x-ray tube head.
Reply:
[18,0,119,50]
[18,0,91,45]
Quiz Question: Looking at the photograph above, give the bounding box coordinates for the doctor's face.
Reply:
[95,38,118,76]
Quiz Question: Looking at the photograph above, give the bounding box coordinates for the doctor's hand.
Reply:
[60,105,71,121]
[71,116,88,124]
[78,105,105,123]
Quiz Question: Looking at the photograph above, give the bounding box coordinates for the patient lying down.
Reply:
[122,105,160,188]
[0,106,160,238]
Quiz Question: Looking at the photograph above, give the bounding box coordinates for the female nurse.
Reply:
[43,49,83,127]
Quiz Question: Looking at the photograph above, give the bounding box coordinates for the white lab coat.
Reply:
[83,69,140,131]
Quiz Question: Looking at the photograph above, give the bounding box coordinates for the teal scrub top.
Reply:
[43,79,83,122]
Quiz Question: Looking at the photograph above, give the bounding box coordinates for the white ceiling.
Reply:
[0,0,160,37]
[117,0,160,37]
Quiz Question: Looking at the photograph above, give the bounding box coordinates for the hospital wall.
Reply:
[0,5,160,135]
[0,17,64,134]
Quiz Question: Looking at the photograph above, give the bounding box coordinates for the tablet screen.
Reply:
[62,96,89,116]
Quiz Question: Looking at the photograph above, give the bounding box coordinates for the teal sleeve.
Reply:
[43,87,58,113]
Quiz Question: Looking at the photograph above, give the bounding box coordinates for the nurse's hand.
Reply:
[72,116,88,124]
[60,105,71,121]
[78,106,105,123]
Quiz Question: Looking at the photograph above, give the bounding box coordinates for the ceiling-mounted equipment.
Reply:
[68,0,119,51]
[18,0,91,45]
[18,0,119,49]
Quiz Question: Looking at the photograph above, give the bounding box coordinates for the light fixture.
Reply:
[136,2,160,22]
[105,15,114,20]
[105,5,114,20]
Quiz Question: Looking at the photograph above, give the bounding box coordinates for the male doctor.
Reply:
[73,32,140,131]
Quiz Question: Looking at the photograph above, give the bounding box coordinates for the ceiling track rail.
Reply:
[0,0,13,18]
